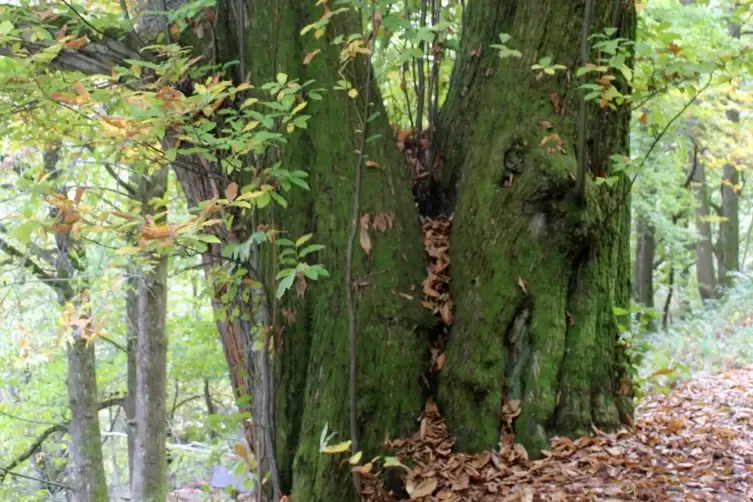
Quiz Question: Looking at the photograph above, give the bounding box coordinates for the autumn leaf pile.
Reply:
[365,367,753,501]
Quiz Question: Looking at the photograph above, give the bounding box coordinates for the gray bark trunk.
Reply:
[130,167,170,502]
[634,217,656,330]
[692,149,717,300]
[634,217,656,308]
[66,337,108,502]
[44,147,109,502]
[125,275,138,486]
[718,17,741,288]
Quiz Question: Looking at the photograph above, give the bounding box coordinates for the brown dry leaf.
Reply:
[359,214,372,254]
[538,120,553,129]
[303,49,321,65]
[65,35,90,49]
[366,160,381,169]
[640,112,648,123]
[409,478,437,499]
[224,182,238,202]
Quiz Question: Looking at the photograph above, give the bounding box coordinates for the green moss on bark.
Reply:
[437,0,636,458]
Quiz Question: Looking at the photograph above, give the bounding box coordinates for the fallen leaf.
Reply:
[408,478,437,499]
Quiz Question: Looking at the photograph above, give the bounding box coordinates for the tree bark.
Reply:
[634,217,656,309]
[130,167,170,502]
[691,142,717,300]
[718,17,741,289]
[125,275,138,487]
[436,0,635,456]
[46,146,109,502]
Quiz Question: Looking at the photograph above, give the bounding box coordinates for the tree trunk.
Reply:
[130,168,170,502]
[435,0,635,456]
[691,144,717,300]
[66,337,109,502]
[634,217,656,308]
[125,275,138,487]
[45,147,109,502]
[718,17,741,289]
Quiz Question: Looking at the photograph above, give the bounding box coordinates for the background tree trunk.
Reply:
[635,217,656,308]
[45,145,109,502]
[436,0,635,456]
[718,16,741,290]
[691,145,717,300]
[130,168,169,502]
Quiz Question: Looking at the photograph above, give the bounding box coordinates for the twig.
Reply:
[345,3,376,498]
[0,424,67,484]
[0,467,71,491]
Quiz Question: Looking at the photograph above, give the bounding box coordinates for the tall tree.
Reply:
[130,168,170,502]
[436,0,635,454]
[690,137,718,300]
[718,13,742,289]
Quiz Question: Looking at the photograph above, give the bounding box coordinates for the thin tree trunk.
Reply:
[691,142,717,300]
[130,167,170,502]
[718,17,741,289]
[125,275,138,486]
[635,217,657,330]
[45,147,109,502]
[634,218,656,307]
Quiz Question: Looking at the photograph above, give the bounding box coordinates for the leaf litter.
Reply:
[363,367,753,501]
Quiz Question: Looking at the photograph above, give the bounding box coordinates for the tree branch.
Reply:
[0,424,67,484]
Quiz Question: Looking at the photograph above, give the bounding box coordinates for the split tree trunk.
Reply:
[436,0,635,455]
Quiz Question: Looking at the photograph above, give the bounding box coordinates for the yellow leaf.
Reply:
[115,246,142,255]
[71,81,89,100]
[348,88,358,98]
[321,440,351,453]
[348,451,362,464]
[287,122,295,133]
[243,120,260,131]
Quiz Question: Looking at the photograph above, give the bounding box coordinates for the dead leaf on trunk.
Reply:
[359,214,372,254]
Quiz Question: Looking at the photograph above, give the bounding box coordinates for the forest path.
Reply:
[379,367,753,501]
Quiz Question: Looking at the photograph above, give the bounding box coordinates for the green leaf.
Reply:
[299,244,325,257]
[0,20,14,36]
[276,271,296,299]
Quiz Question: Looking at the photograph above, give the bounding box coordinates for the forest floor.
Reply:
[376,366,753,502]
[169,366,753,501]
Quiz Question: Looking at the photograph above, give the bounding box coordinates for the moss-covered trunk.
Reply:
[170,1,434,499]
[435,0,635,456]
[243,3,434,499]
